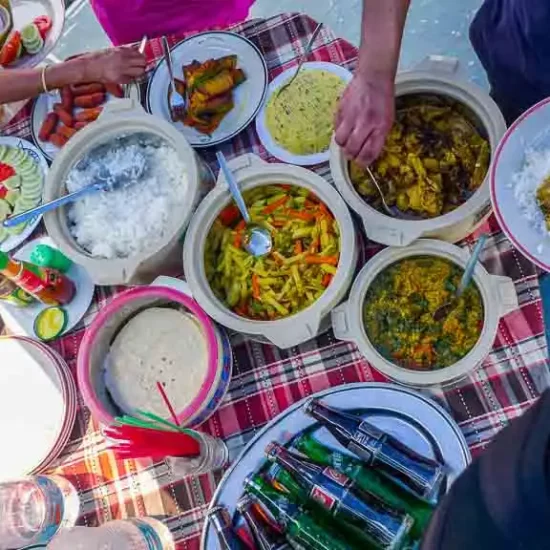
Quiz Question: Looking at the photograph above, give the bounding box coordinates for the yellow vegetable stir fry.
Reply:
[204,185,341,320]
[350,95,491,218]
[363,256,484,370]
[537,176,550,230]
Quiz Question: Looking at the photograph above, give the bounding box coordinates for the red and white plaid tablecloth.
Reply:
[2,12,549,549]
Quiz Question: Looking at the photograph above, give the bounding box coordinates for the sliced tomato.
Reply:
[0,186,7,200]
[0,163,15,182]
[0,31,22,67]
[33,16,53,40]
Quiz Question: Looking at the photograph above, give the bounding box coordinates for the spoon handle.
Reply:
[457,234,488,297]
[216,151,250,223]
[3,183,103,227]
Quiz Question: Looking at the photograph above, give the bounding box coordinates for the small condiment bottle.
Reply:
[30,244,73,273]
[0,252,75,306]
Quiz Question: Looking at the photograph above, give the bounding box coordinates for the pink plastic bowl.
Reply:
[77,286,220,426]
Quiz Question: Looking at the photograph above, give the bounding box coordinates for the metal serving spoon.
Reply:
[433,233,488,322]
[274,23,323,100]
[216,151,272,257]
[3,154,147,227]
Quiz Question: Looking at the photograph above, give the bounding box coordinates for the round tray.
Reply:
[201,382,471,549]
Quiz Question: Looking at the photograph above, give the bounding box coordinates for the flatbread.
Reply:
[104,307,209,418]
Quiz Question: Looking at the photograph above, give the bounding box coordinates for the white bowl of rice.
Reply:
[491,97,550,271]
[44,100,213,285]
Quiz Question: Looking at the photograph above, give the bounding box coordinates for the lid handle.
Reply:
[262,315,322,349]
[331,302,354,342]
[150,276,193,297]
[414,55,460,75]
[492,275,518,317]
[99,98,146,120]
[216,154,267,188]
[363,220,421,247]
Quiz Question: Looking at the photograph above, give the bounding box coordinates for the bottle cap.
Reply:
[0,251,9,270]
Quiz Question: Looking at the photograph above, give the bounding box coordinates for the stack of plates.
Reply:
[0,336,77,481]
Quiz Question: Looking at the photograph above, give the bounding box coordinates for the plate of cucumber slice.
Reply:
[0,136,49,252]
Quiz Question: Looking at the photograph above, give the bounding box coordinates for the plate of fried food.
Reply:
[31,81,124,161]
[147,31,268,147]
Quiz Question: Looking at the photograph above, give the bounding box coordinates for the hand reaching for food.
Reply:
[80,46,147,85]
[334,71,395,166]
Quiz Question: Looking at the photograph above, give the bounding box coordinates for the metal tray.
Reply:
[201,382,471,549]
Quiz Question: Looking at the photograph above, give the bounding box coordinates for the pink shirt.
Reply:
[91,0,254,45]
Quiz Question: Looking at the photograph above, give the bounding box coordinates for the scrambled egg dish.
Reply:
[266,69,346,156]
[350,95,490,218]
[363,256,483,370]
[537,176,550,230]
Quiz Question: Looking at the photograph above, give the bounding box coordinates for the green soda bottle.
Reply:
[244,475,356,550]
[294,433,433,539]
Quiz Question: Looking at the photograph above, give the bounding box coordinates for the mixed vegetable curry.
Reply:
[363,256,483,370]
[173,55,246,135]
[537,176,550,230]
[350,94,491,218]
[204,185,340,320]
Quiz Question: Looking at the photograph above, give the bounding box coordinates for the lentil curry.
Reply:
[363,256,483,370]
[350,94,490,218]
[204,184,340,320]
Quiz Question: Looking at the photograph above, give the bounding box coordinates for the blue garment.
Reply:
[420,390,550,549]
[470,0,550,123]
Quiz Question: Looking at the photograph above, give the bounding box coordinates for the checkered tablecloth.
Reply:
[2,12,549,549]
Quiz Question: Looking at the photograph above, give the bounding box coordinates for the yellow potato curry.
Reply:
[204,185,340,320]
[350,95,491,218]
[363,256,483,370]
[266,70,346,155]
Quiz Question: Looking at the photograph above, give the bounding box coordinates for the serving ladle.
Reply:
[216,151,272,257]
[433,233,488,322]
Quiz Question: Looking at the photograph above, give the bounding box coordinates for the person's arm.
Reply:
[0,47,147,104]
[335,0,411,166]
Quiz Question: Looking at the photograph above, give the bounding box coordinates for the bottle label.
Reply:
[321,467,349,487]
[13,264,47,295]
[129,519,167,550]
[31,477,69,545]
[309,485,338,511]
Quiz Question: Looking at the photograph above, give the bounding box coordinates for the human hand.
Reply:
[80,46,147,84]
[335,71,395,166]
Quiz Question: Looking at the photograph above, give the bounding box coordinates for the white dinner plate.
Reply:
[7,0,65,69]
[146,31,268,148]
[256,62,353,166]
[491,97,550,271]
[0,136,48,253]
[0,236,95,339]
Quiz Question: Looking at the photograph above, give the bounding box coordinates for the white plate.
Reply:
[146,31,268,148]
[201,383,470,549]
[0,236,95,339]
[0,337,68,481]
[0,136,48,253]
[491,97,550,271]
[31,90,119,161]
[255,62,353,166]
[7,0,65,69]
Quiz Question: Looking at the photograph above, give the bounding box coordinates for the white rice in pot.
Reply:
[66,133,189,259]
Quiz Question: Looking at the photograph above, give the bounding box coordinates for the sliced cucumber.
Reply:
[0,225,7,243]
[5,189,20,207]
[4,174,21,190]
[34,306,68,342]
[7,221,27,235]
[10,149,27,165]
[0,146,7,162]
[0,199,10,221]
[3,148,18,164]
[15,195,39,210]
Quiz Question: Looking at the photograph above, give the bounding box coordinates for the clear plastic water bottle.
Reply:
[47,518,175,550]
[165,432,228,477]
[0,475,80,549]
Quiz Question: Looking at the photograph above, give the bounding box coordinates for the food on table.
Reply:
[30,243,73,273]
[266,70,346,155]
[0,274,34,306]
[103,307,209,418]
[245,475,353,550]
[34,305,68,341]
[66,133,189,259]
[349,95,491,218]
[0,251,75,305]
[0,1,13,51]
[204,184,341,320]
[306,399,446,503]
[173,55,246,135]
[265,442,414,549]
[292,433,434,539]
[38,82,124,150]
[0,145,43,241]
[362,256,484,370]
[537,176,550,230]
[0,15,52,66]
